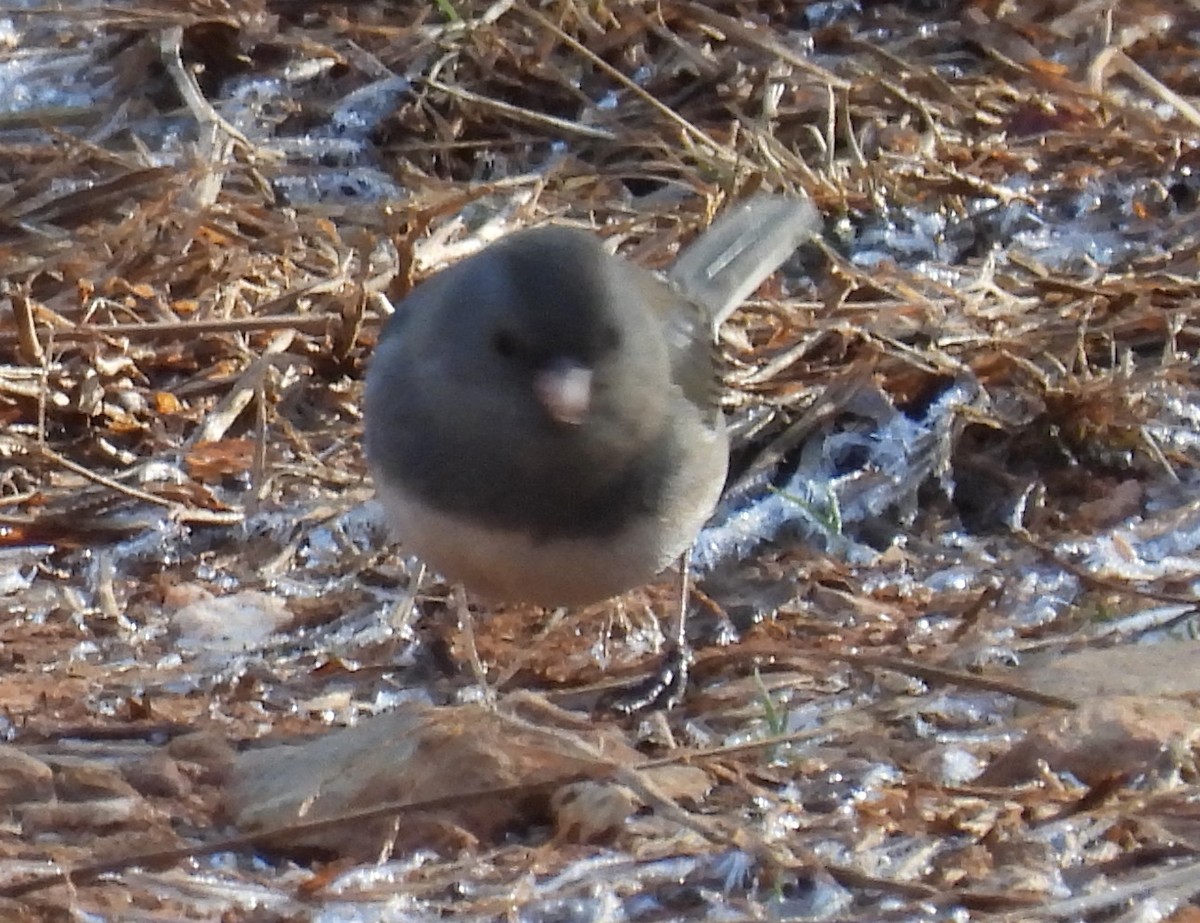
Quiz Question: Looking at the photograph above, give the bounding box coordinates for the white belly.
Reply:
[374,462,724,607]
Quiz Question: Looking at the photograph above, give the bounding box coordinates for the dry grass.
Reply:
[1,1,1199,920]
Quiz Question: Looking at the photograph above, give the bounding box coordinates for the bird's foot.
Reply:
[604,641,693,713]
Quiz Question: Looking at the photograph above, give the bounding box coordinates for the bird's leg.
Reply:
[608,548,694,713]
[388,562,425,635]
[453,584,496,708]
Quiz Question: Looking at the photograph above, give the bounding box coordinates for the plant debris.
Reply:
[1,0,1199,920]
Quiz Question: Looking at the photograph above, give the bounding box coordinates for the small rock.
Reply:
[0,747,53,804]
[170,590,294,652]
[21,797,158,833]
[121,752,191,799]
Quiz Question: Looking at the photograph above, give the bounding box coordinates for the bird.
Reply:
[364,194,819,699]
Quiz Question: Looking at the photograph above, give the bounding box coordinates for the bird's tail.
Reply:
[668,193,820,329]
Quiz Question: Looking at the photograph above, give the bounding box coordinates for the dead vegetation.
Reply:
[1,0,1199,920]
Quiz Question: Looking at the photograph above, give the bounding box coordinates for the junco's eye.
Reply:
[492,330,520,359]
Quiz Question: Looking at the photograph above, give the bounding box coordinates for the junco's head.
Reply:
[365,196,818,606]
[388,227,673,456]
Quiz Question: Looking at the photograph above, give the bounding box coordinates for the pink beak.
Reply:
[534,360,593,426]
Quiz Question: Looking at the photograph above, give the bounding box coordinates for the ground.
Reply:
[1,1,1199,921]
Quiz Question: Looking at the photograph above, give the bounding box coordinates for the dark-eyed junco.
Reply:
[365,195,818,611]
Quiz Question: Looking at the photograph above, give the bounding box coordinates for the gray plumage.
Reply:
[364,194,819,606]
